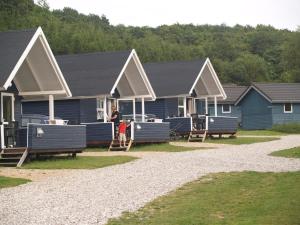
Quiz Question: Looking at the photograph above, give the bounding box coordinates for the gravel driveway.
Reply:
[1,135,300,225]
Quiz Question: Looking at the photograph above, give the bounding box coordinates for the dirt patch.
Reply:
[0,167,80,182]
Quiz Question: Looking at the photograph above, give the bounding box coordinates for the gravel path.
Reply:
[1,135,300,225]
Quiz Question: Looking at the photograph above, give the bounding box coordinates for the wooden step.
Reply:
[1,152,23,158]
[0,157,21,162]
[109,146,128,151]
[0,162,18,167]
[3,148,27,154]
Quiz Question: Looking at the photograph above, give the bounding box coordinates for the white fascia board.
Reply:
[3,28,41,90]
[206,58,227,100]
[38,28,72,97]
[132,49,157,100]
[110,50,134,96]
[189,58,209,95]
[19,90,66,96]
[234,85,272,106]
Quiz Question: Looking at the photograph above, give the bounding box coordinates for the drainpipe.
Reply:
[49,95,54,121]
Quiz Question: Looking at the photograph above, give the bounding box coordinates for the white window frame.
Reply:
[1,92,15,123]
[284,103,293,113]
[96,97,105,121]
[222,104,231,114]
[178,97,186,117]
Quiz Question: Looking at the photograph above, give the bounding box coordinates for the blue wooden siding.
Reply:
[164,98,178,118]
[164,117,192,134]
[22,99,81,125]
[119,98,178,119]
[82,122,113,144]
[207,116,238,133]
[272,103,300,124]
[79,98,97,123]
[208,104,242,123]
[133,122,170,142]
[239,89,272,130]
[27,124,86,150]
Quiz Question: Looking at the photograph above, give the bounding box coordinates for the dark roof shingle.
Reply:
[253,82,300,103]
[56,51,131,97]
[219,84,248,104]
[0,28,37,87]
[144,59,206,97]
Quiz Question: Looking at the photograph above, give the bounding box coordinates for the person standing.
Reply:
[110,106,120,138]
[118,120,127,147]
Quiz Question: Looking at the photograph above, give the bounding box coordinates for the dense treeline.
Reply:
[0,0,299,84]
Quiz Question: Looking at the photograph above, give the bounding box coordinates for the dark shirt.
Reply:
[111,111,120,124]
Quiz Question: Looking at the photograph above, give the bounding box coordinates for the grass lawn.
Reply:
[108,172,300,225]
[0,176,31,189]
[206,136,279,145]
[237,129,284,136]
[270,146,300,158]
[86,143,202,152]
[23,156,137,169]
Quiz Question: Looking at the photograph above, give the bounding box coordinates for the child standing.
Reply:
[118,120,127,147]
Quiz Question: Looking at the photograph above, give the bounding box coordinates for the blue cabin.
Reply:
[120,58,239,139]
[206,84,247,125]
[236,83,300,130]
[23,50,170,148]
[0,28,86,166]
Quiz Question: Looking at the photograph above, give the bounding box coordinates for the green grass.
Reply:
[237,129,284,136]
[23,156,137,169]
[86,143,202,152]
[108,172,300,225]
[0,176,31,189]
[206,137,279,145]
[271,123,300,134]
[270,146,300,158]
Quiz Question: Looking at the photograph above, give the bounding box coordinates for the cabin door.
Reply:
[1,93,15,148]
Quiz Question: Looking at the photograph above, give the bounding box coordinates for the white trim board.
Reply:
[235,85,272,106]
[110,49,156,100]
[189,58,227,100]
[2,27,71,97]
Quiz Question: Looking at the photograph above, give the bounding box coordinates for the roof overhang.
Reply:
[189,58,227,100]
[235,85,272,105]
[2,27,71,99]
[110,49,156,101]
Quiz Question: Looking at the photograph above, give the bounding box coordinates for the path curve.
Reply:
[1,135,300,225]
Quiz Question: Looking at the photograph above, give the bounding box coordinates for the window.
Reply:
[96,98,105,120]
[284,103,293,113]
[222,104,231,113]
[178,97,185,117]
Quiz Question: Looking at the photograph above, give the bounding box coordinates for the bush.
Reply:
[270,123,300,134]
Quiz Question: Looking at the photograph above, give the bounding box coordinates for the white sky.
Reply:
[45,0,300,30]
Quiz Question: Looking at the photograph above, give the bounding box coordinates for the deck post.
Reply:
[104,97,107,123]
[214,96,218,116]
[133,98,136,121]
[49,94,54,121]
[141,97,145,122]
[183,97,187,117]
[205,97,208,115]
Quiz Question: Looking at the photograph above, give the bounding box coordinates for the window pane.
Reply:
[285,103,292,112]
[178,107,184,117]
[178,97,184,107]
[223,105,230,112]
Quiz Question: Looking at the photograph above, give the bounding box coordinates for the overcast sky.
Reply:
[45,0,300,30]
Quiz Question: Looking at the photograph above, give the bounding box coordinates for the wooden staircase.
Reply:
[109,139,133,151]
[0,148,28,167]
[188,130,207,142]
